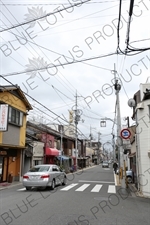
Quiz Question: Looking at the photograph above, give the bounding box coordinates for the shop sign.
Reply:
[0,104,9,131]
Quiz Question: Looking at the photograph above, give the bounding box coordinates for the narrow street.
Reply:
[0,165,149,225]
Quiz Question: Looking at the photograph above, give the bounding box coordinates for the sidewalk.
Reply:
[128,183,150,198]
[115,174,150,199]
[0,181,22,191]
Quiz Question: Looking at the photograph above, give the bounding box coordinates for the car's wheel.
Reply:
[127,176,132,184]
[62,176,67,186]
[26,187,32,191]
[51,179,55,190]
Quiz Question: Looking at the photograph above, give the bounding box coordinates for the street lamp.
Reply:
[100,120,106,127]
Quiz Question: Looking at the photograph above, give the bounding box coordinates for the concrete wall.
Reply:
[2,124,20,145]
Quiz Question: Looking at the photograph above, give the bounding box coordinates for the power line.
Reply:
[0,0,91,33]
[2,52,117,77]
[0,75,89,139]
[0,0,128,6]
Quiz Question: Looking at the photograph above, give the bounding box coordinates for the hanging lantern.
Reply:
[100,120,106,127]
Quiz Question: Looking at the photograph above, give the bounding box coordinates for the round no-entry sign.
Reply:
[120,128,131,139]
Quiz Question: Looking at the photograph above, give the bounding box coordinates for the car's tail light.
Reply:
[41,175,50,178]
[23,175,29,179]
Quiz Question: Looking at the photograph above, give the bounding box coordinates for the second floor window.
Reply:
[9,106,23,126]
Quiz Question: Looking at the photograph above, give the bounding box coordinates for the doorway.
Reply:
[0,156,8,182]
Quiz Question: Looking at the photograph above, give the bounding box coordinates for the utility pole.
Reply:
[60,126,63,167]
[90,125,93,148]
[113,63,125,187]
[74,91,83,170]
[90,125,96,148]
[112,133,116,160]
[75,90,78,170]
[98,132,101,164]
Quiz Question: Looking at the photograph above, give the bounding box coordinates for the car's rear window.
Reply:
[29,166,50,172]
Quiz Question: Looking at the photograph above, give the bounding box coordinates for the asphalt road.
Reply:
[0,164,150,225]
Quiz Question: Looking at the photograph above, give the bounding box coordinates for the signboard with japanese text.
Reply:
[0,104,9,131]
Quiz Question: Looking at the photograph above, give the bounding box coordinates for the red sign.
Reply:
[120,129,131,139]
[41,133,54,148]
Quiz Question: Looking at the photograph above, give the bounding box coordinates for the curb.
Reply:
[115,174,121,186]
[0,182,22,191]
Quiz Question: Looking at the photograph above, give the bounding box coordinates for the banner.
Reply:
[0,104,9,131]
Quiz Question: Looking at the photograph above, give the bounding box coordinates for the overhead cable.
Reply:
[0,0,91,33]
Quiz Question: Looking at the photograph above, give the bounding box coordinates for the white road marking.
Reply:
[78,180,115,184]
[114,172,117,185]
[60,183,78,191]
[17,188,26,191]
[91,184,102,192]
[75,184,90,192]
[108,185,116,193]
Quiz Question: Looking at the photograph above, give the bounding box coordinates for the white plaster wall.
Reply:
[137,99,150,197]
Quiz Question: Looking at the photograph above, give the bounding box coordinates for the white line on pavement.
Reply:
[114,172,117,185]
[78,180,115,184]
[91,184,102,192]
[17,188,26,191]
[108,185,116,193]
[75,184,90,192]
[60,183,78,191]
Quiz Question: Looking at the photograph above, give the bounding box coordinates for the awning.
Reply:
[57,155,70,160]
[45,148,59,156]
[128,152,136,158]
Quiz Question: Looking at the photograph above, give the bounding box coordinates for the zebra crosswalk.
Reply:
[60,183,116,193]
[17,183,116,194]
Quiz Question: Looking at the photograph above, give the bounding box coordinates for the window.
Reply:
[52,166,59,171]
[29,166,50,172]
[8,106,23,126]
[34,160,40,166]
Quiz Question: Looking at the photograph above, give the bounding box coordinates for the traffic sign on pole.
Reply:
[120,128,131,139]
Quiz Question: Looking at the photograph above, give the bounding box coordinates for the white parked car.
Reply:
[23,164,67,191]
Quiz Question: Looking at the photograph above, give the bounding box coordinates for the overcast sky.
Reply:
[0,0,150,146]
